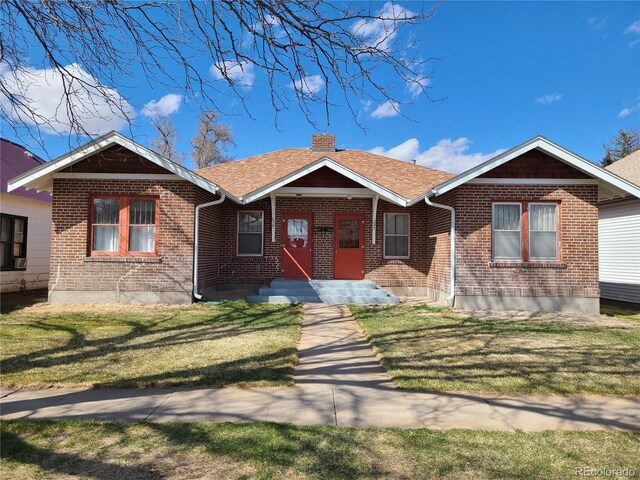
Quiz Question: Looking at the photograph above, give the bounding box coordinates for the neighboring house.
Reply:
[599,151,640,304]
[1,139,52,292]
[8,132,640,312]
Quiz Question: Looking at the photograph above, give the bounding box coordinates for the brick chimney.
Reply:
[311,134,336,152]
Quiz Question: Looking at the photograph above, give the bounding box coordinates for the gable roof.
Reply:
[196,149,453,205]
[1,138,51,203]
[605,150,640,187]
[7,131,229,199]
[417,136,640,203]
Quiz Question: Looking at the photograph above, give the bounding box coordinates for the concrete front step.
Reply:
[247,294,399,304]
[270,279,378,289]
[258,287,396,297]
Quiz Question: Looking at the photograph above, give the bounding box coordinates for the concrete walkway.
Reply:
[2,304,639,431]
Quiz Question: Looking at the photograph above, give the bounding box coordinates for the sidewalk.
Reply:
[1,304,639,431]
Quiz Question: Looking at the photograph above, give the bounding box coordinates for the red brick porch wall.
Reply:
[215,197,448,288]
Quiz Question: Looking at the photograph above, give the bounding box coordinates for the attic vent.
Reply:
[311,134,336,152]
[24,151,34,158]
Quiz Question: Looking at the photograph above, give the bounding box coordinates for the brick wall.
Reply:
[455,184,599,298]
[214,196,446,287]
[195,189,221,291]
[50,178,198,296]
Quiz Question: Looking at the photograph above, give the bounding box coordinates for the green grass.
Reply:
[0,301,301,388]
[1,421,638,480]
[601,301,640,323]
[350,305,640,395]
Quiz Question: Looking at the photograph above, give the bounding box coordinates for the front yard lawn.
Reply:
[0,301,301,389]
[351,305,640,395]
[2,421,638,480]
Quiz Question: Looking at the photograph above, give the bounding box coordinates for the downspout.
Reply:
[193,192,226,300]
[425,195,456,305]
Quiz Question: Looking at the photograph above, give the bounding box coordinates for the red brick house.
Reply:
[8,132,640,312]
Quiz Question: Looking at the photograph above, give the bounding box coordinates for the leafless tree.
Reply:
[191,111,234,168]
[0,1,440,148]
[149,116,183,164]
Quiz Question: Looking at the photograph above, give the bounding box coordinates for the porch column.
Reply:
[372,194,379,244]
[271,193,276,242]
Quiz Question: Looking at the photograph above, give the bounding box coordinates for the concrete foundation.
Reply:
[386,286,451,305]
[454,295,600,314]
[48,290,192,305]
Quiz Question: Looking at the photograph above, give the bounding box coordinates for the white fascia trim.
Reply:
[468,178,599,185]
[274,187,375,197]
[241,157,408,206]
[53,173,183,181]
[427,136,640,199]
[7,131,241,201]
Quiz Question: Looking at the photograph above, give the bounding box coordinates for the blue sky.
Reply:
[3,1,640,172]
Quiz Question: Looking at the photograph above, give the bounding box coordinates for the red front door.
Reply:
[334,213,365,279]
[282,212,313,278]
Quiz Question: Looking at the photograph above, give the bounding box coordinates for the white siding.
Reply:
[0,193,52,292]
[598,199,640,303]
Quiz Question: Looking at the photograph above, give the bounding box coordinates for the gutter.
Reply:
[193,192,226,300]
[424,195,456,305]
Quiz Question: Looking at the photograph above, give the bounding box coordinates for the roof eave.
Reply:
[6,131,238,201]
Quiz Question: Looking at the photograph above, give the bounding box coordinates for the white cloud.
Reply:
[370,137,506,173]
[141,93,182,117]
[587,15,609,31]
[370,100,400,119]
[0,62,134,135]
[406,75,431,98]
[290,74,325,96]
[535,93,563,105]
[624,20,640,34]
[618,107,634,118]
[351,2,414,52]
[210,60,255,88]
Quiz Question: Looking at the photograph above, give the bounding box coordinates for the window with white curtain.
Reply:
[129,199,156,253]
[529,203,558,260]
[492,203,522,260]
[237,211,263,256]
[92,198,120,252]
[90,196,158,255]
[384,213,410,258]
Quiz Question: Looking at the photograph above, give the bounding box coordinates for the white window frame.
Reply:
[528,202,559,261]
[383,212,411,259]
[237,210,264,257]
[492,202,522,261]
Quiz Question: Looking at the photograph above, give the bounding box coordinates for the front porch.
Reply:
[246,278,400,304]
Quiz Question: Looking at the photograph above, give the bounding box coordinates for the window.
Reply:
[237,211,263,256]
[384,213,410,259]
[529,203,558,260]
[492,201,560,262]
[90,196,158,256]
[1,214,27,270]
[492,203,522,260]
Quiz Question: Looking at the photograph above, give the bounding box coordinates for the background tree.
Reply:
[1,1,440,147]
[149,116,183,165]
[602,129,640,166]
[191,111,235,169]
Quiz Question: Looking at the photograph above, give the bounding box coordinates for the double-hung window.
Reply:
[237,211,264,256]
[384,213,410,259]
[90,196,158,256]
[1,214,27,270]
[492,203,522,260]
[492,201,559,262]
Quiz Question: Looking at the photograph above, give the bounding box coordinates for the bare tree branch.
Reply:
[0,0,441,150]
